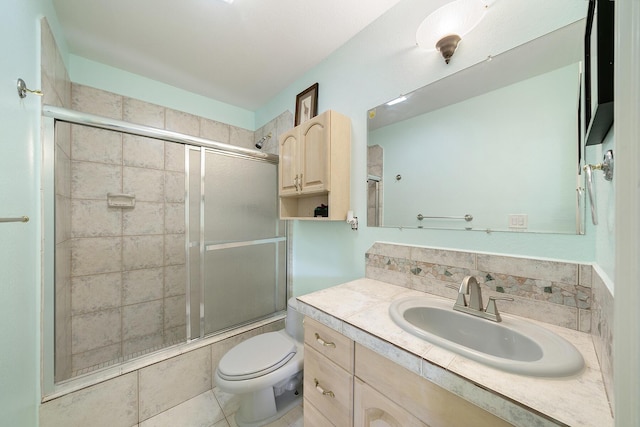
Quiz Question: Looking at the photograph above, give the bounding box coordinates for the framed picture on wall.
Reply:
[294,83,319,126]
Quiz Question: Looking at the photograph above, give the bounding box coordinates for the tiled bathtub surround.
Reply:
[40,319,285,426]
[54,96,287,379]
[40,16,298,423]
[365,242,615,411]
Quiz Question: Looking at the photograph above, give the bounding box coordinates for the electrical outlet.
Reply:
[508,214,528,230]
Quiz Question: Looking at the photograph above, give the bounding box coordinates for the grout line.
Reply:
[137,367,141,424]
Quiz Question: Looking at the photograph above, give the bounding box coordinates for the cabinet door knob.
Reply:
[314,378,335,398]
[315,332,336,348]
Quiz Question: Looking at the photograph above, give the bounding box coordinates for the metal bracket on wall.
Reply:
[17,78,43,98]
[584,150,614,181]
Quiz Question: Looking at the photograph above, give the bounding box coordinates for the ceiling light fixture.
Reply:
[416,0,488,64]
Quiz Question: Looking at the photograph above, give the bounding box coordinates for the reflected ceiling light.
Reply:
[416,0,488,64]
[386,95,407,106]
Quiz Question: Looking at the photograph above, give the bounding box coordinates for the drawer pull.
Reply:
[315,333,336,348]
[314,379,335,398]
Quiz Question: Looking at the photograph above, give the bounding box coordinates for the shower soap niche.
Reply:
[107,193,136,208]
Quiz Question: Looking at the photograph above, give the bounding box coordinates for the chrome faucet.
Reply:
[448,276,513,322]
[460,276,483,311]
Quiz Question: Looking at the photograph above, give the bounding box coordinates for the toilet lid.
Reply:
[217,331,297,381]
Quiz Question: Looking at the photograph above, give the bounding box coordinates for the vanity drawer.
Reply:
[304,345,353,427]
[304,317,354,372]
[304,397,335,427]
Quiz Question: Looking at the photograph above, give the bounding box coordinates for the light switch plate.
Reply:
[508,214,528,230]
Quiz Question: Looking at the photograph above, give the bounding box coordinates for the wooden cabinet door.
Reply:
[300,113,330,194]
[278,130,299,196]
[354,379,428,427]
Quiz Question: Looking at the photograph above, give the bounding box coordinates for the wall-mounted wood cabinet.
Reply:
[278,110,351,220]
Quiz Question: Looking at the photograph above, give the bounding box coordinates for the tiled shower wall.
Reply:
[364,241,615,409]
[66,121,188,376]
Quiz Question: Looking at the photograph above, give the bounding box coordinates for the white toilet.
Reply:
[214,297,304,427]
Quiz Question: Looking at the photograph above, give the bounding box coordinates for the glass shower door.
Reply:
[187,147,285,338]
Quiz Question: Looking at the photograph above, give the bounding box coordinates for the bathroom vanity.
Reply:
[303,316,509,426]
[297,279,613,427]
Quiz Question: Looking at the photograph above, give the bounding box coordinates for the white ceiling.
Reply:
[52,0,404,111]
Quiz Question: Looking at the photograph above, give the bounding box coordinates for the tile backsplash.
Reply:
[366,242,591,330]
[365,241,614,409]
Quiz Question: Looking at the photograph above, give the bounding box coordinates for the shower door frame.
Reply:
[41,105,284,398]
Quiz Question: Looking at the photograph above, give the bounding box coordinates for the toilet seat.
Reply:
[217,331,297,381]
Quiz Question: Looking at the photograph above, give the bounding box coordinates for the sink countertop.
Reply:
[297,278,613,427]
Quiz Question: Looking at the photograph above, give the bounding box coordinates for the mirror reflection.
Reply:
[367,21,585,234]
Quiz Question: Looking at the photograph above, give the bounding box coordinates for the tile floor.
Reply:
[137,387,303,427]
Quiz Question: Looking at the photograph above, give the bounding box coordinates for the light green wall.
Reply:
[256,0,596,297]
[586,129,616,287]
[69,55,256,130]
[0,0,62,424]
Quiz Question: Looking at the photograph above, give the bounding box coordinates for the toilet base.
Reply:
[235,384,303,427]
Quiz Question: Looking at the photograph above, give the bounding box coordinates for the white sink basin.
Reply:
[389,296,584,377]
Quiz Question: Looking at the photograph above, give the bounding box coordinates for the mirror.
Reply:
[367,21,585,234]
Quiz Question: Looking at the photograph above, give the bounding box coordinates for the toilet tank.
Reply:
[285,297,304,342]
